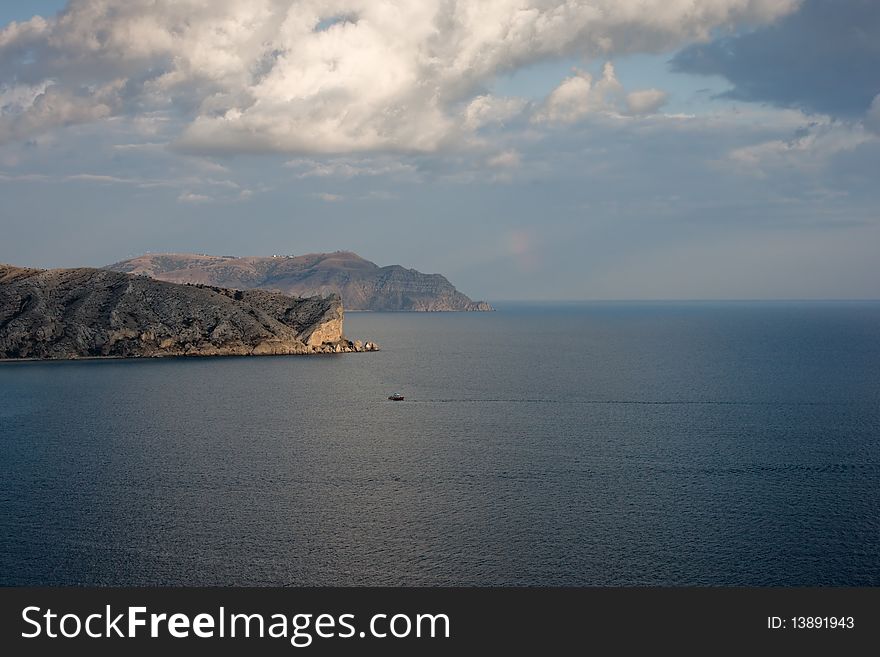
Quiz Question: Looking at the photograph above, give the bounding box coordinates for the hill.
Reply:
[107,252,493,312]
[0,264,376,359]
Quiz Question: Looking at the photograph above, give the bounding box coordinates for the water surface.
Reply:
[1,302,878,585]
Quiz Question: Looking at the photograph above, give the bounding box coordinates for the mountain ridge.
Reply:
[106,251,493,312]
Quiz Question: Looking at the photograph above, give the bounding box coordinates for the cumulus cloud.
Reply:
[672,0,880,118]
[534,63,623,124]
[0,80,123,143]
[0,15,49,51]
[535,69,596,124]
[0,81,51,115]
[625,88,668,115]
[534,63,670,122]
[464,95,528,131]
[0,0,798,154]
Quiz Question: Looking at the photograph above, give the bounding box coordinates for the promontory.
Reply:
[107,251,493,312]
[0,264,377,360]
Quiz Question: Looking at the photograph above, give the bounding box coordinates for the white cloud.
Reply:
[534,71,594,124]
[285,157,417,179]
[177,192,211,203]
[533,62,624,124]
[0,157,252,198]
[0,81,52,116]
[315,192,343,202]
[625,88,668,115]
[0,172,51,183]
[0,15,49,49]
[725,119,876,178]
[0,80,124,143]
[464,95,528,130]
[487,149,521,169]
[110,142,167,151]
[66,173,146,185]
[0,0,798,153]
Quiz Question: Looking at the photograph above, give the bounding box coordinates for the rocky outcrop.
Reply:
[107,251,493,312]
[0,264,379,360]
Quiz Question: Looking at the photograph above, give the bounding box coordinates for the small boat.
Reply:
[388,393,405,401]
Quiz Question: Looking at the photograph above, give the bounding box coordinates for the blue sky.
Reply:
[1,1,878,300]
[0,1,64,24]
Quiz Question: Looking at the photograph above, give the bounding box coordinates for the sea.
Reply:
[1,302,878,586]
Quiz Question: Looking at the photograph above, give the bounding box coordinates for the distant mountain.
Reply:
[0,264,376,360]
[106,252,493,312]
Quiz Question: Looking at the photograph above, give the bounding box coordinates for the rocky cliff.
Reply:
[0,264,378,360]
[107,252,493,312]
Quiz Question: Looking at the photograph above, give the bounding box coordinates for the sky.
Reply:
[0,0,878,300]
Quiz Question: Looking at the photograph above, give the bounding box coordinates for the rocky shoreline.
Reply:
[0,341,380,361]
[310,339,380,355]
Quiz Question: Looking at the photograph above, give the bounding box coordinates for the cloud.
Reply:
[534,70,594,124]
[0,172,51,183]
[534,62,670,123]
[534,63,621,124]
[315,192,343,202]
[463,95,528,131]
[177,185,255,203]
[66,173,150,185]
[0,80,123,143]
[110,142,167,151]
[285,156,417,179]
[867,95,880,134]
[0,81,52,115]
[487,149,522,169]
[0,168,238,192]
[724,120,875,178]
[625,88,668,115]
[672,0,880,118]
[0,0,798,154]
[361,190,397,200]
[177,192,211,204]
[0,15,49,51]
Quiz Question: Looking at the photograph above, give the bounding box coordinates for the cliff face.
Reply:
[107,252,493,312]
[0,264,377,360]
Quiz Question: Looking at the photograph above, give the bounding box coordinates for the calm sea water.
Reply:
[1,302,878,586]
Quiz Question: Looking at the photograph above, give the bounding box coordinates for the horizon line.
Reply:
[487,298,880,304]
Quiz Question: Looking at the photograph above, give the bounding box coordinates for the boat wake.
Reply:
[405,398,849,407]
